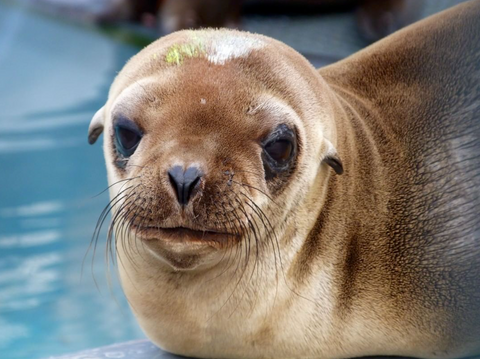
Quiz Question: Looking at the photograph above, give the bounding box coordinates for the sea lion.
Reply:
[88,1,480,358]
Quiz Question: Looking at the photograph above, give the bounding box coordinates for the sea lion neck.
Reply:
[289,80,391,288]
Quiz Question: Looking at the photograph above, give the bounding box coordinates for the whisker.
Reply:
[239,190,283,313]
[209,200,252,320]
[91,176,140,198]
[231,180,276,203]
[83,184,135,288]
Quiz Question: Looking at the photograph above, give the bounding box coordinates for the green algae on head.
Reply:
[165,38,206,65]
[164,30,265,66]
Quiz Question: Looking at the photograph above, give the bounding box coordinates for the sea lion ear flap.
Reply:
[323,140,344,175]
[88,107,105,145]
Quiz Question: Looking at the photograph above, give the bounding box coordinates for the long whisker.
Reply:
[83,184,135,288]
[226,192,264,318]
[238,190,283,313]
[231,180,276,203]
[206,199,240,281]
[209,199,253,320]
[91,176,140,198]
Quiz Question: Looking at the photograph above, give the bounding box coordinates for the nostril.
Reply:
[168,172,180,203]
[183,166,202,205]
[167,166,202,206]
[168,165,184,204]
[185,175,201,203]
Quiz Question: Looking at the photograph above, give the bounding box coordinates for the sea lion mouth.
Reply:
[131,225,239,246]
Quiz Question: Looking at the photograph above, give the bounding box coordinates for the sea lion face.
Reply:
[89,30,341,271]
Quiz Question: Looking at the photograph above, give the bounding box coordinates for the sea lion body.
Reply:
[318,4,480,355]
[89,1,480,358]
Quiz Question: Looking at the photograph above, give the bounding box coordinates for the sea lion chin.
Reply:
[89,2,480,358]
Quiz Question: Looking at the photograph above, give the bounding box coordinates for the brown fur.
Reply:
[89,1,480,358]
[319,1,480,352]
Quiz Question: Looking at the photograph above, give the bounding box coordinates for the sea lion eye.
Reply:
[264,140,293,163]
[114,119,142,157]
[262,124,297,180]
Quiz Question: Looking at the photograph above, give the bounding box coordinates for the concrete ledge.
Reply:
[43,340,184,359]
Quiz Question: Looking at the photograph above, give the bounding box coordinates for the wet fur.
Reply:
[90,1,480,358]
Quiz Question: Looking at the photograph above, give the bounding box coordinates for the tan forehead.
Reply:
[110,73,300,139]
[110,29,317,104]
[111,60,254,117]
[109,31,269,105]
[108,29,318,130]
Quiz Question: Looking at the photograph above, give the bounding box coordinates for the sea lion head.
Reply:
[89,29,343,272]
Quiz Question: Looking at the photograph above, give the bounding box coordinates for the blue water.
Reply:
[0,2,146,358]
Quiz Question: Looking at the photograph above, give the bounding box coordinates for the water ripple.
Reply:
[0,230,61,248]
[0,137,81,153]
[0,201,64,218]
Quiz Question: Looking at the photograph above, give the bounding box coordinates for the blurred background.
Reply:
[0,0,469,358]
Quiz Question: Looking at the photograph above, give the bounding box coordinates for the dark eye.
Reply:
[264,140,293,164]
[261,124,297,180]
[114,122,142,157]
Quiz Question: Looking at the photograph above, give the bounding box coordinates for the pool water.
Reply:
[0,2,146,358]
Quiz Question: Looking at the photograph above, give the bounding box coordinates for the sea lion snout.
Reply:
[167,165,203,206]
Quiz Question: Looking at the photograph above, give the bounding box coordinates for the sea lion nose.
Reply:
[168,165,202,206]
